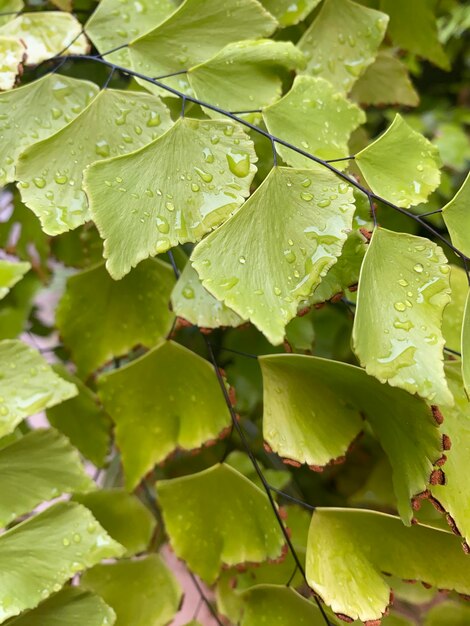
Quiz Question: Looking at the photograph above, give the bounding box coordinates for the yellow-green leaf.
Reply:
[442,172,470,258]
[442,265,468,354]
[261,0,321,26]
[0,259,30,300]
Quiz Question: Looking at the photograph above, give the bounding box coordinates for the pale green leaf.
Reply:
[240,585,330,626]
[380,0,449,69]
[424,601,470,626]
[351,50,419,107]
[0,428,94,528]
[0,12,88,64]
[192,167,356,345]
[129,0,277,96]
[171,259,244,329]
[0,1,23,27]
[73,490,155,557]
[225,450,290,491]
[56,259,175,376]
[442,172,470,258]
[298,0,388,92]
[434,123,470,170]
[463,293,470,395]
[188,40,305,114]
[158,464,285,583]
[0,272,39,341]
[353,228,452,405]
[263,76,365,169]
[431,362,470,551]
[85,117,257,279]
[17,89,172,235]
[81,555,182,626]
[8,587,116,626]
[260,353,443,521]
[355,114,441,208]
[442,265,468,354]
[98,341,231,489]
[0,36,23,90]
[46,367,112,468]
[0,501,124,622]
[0,340,77,438]
[85,0,177,67]
[306,508,470,622]
[0,74,98,187]
[261,0,321,26]
[0,260,30,300]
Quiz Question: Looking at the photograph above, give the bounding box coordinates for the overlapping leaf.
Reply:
[86,117,257,279]
[0,340,77,438]
[56,259,175,376]
[424,601,470,626]
[171,259,244,329]
[0,1,23,26]
[0,12,88,64]
[0,36,24,90]
[0,260,29,299]
[188,40,305,114]
[442,172,470,258]
[355,114,441,207]
[263,76,365,169]
[192,167,356,345]
[429,362,470,551]
[306,508,470,622]
[261,0,321,26]
[0,74,98,186]
[8,588,116,626]
[0,428,94,527]
[0,502,124,622]
[260,353,444,521]
[158,464,285,583]
[81,556,182,626]
[463,293,470,395]
[46,367,112,467]
[85,0,177,67]
[98,341,231,489]
[442,265,468,353]
[353,228,452,405]
[297,0,388,92]
[17,89,172,235]
[73,489,156,557]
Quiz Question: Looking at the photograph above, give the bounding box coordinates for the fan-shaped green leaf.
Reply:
[463,293,470,396]
[0,340,77,438]
[81,555,182,626]
[46,367,111,467]
[0,272,40,341]
[171,259,244,329]
[8,587,116,626]
[355,114,441,207]
[192,167,356,345]
[424,600,470,626]
[353,228,452,405]
[263,76,365,169]
[380,0,449,70]
[261,0,321,26]
[98,341,231,489]
[0,1,23,27]
[297,0,388,92]
[442,265,468,354]
[429,362,470,550]
[0,36,24,91]
[17,89,172,235]
[188,40,305,114]
[0,501,124,622]
[85,0,177,67]
[158,464,285,583]
[56,259,175,376]
[73,489,156,557]
[0,74,98,187]
[0,428,94,527]
[260,353,443,521]
[225,450,289,491]
[0,260,29,300]
[306,508,470,623]
[85,117,257,279]
[240,585,330,626]
[442,172,470,258]
[129,0,277,95]
[0,12,88,64]
[351,50,419,107]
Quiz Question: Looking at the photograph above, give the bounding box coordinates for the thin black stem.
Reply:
[230,108,262,114]
[444,346,462,357]
[325,155,356,163]
[97,43,129,59]
[102,67,115,90]
[218,346,259,360]
[286,563,299,587]
[419,208,443,218]
[188,571,225,626]
[269,486,316,511]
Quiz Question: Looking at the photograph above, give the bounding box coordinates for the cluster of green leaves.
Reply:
[0,0,469,624]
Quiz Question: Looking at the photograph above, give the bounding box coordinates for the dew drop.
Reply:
[413,263,424,273]
[394,302,406,312]
[165,201,175,212]
[239,256,246,264]
[33,176,46,189]
[156,216,170,234]
[182,286,195,299]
